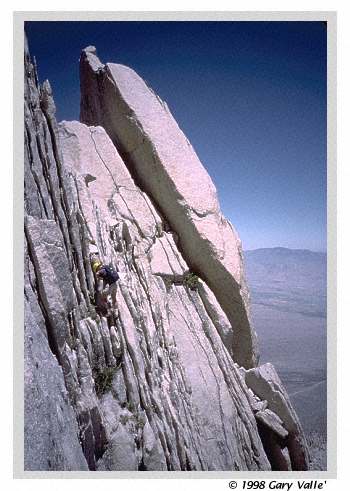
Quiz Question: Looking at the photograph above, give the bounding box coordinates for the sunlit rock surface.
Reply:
[24,38,309,471]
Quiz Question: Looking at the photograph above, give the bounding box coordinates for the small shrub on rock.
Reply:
[93,366,117,397]
[183,272,199,291]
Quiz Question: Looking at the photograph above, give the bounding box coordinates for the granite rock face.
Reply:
[79,46,258,369]
[24,38,309,471]
[24,298,88,471]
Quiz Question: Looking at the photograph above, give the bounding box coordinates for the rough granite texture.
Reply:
[79,46,258,369]
[24,38,309,471]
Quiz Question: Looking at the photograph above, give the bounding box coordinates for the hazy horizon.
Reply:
[244,246,327,253]
[244,246,327,435]
[25,21,327,251]
[244,246,327,254]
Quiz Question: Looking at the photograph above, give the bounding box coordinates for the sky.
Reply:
[25,21,327,251]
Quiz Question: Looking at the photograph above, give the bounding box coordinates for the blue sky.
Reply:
[25,21,327,251]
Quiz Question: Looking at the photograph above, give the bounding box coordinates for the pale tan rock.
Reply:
[149,234,189,278]
[255,409,289,439]
[24,38,310,471]
[79,47,258,368]
[244,363,310,470]
[245,363,300,432]
[197,280,234,353]
[142,421,167,470]
[96,424,138,470]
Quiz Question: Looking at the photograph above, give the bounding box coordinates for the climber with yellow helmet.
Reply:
[91,254,119,316]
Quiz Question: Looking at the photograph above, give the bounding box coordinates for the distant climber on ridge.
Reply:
[91,255,119,316]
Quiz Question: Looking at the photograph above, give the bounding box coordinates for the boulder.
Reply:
[255,409,289,439]
[244,363,310,470]
[245,363,302,432]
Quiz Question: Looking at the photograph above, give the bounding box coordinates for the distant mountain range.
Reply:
[244,247,326,318]
[244,247,327,435]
